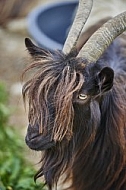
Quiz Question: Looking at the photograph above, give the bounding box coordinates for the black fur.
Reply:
[23,28,126,189]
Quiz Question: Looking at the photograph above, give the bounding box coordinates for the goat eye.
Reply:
[78,94,88,100]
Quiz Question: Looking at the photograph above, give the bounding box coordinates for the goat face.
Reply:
[24,38,114,151]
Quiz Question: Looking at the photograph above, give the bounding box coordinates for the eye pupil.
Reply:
[79,94,87,100]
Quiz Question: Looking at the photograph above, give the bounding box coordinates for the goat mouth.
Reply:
[25,133,55,151]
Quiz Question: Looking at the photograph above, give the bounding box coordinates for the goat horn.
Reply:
[62,0,93,54]
[77,11,126,63]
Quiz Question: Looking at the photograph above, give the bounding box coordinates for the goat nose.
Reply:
[25,128,41,151]
[25,134,39,151]
[25,134,30,144]
[25,123,40,146]
[27,123,39,137]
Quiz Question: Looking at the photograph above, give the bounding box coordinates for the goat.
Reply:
[22,0,126,189]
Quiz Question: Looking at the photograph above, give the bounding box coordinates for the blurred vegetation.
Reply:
[0,83,45,190]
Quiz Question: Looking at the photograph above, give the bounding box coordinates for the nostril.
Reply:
[29,132,40,140]
[25,132,41,150]
[27,123,40,139]
[25,134,39,151]
[25,123,41,147]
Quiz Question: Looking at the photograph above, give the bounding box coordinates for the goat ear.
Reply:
[97,67,114,92]
[25,38,48,57]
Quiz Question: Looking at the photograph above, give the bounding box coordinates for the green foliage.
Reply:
[0,84,46,190]
[0,84,10,125]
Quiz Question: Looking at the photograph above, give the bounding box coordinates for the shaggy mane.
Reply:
[23,51,84,142]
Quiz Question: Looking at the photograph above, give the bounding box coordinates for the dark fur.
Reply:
[23,21,126,190]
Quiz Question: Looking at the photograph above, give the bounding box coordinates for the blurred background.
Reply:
[0,0,125,189]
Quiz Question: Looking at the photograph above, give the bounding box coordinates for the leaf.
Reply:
[0,179,6,190]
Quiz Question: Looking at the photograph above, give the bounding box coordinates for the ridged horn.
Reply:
[62,0,93,54]
[77,11,126,63]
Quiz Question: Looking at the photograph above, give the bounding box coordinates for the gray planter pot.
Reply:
[27,0,78,50]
